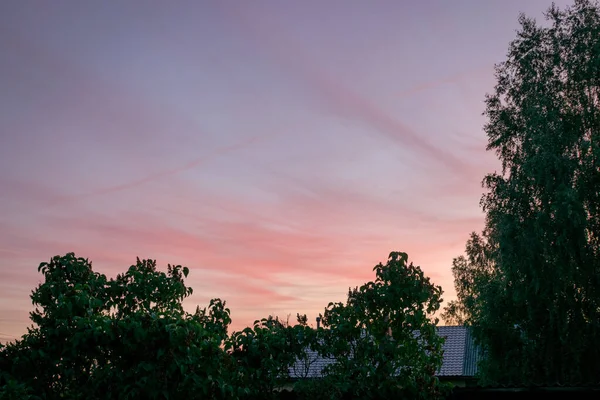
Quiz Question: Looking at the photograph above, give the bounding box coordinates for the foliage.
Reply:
[0,254,235,399]
[1,251,449,399]
[445,0,600,384]
[227,315,313,399]
[308,252,449,400]
[285,314,322,381]
[441,232,495,326]
[0,365,35,400]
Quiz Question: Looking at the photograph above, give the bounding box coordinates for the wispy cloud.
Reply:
[217,3,474,176]
[56,132,278,201]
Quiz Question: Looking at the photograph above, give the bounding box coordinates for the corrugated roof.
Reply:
[288,349,334,379]
[462,326,481,376]
[289,326,479,379]
[437,326,468,376]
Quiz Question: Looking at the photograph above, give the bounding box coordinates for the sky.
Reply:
[0,0,572,342]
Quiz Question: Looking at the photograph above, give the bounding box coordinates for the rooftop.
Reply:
[289,325,479,379]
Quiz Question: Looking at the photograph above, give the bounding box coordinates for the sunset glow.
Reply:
[0,0,570,342]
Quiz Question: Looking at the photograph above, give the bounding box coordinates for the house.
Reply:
[289,325,480,386]
[286,325,600,399]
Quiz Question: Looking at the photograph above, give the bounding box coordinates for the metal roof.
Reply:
[437,325,480,377]
[289,325,479,379]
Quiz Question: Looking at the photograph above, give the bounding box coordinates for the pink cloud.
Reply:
[0,159,485,338]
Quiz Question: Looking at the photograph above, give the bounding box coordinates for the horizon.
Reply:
[0,0,571,342]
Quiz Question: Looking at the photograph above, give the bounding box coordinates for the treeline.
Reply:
[0,252,448,400]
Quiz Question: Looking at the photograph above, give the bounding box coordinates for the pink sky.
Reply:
[0,0,570,342]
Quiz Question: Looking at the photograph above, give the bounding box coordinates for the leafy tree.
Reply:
[441,232,495,326]
[309,252,448,400]
[446,0,600,384]
[0,254,235,399]
[8,253,112,399]
[227,315,314,399]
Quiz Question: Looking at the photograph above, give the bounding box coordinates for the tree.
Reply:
[312,252,448,400]
[287,313,323,381]
[0,254,235,399]
[227,315,313,399]
[446,0,600,384]
[441,232,495,326]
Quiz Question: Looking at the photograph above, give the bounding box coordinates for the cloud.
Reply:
[217,3,474,176]
[0,138,485,336]
[254,165,483,234]
[6,170,477,279]
[1,27,287,204]
[397,64,494,99]
[55,131,279,202]
[0,177,477,336]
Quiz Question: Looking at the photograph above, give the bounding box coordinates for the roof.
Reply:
[289,325,479,379]
[437,325,480,377]
[288,349,335,379]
